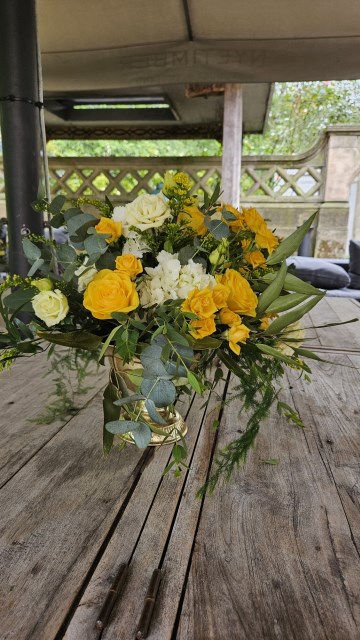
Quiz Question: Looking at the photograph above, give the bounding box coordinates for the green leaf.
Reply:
[4,288,35,313]
[38,330,102,350]
[67,212,97,240]
[165,323,190,347]
[164,240,173,252]
[263,294,325,335]
[56,243,77,265]
[144,398,167,425]
[187,370,203,394]
[48,195,66,214]
[23,238,42,262]
[178,246,197,265]
[113,394,145,407]
[257,261,287,316]
[105,419,152,448]
[266,293,309,314]
[102,382,119,454]
[256,344,296,366]
[98,325,123,361]
[140,377,176,407]
[27,258,45,277]
[262,458,280,465]
[293,347,325,361]
[84,234,108,264]
[205,217,230,240]
[266,212,318,265]
[111,312,130,323]
[189,336,222,350]
[49,212,65,228]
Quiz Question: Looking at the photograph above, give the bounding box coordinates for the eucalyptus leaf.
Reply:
[49,212,65,228]
[27,258,45,277]
[23,237,42,262]
[4,288,35,313]
[140,377,176,407]
[48,195,66,215]
[84,234,108,264]
[106,419,146,435]
[113,394,145,408]
[144,398,167,425]
[266,212,318,265]
[131,422,152,448]
[205,218,230,240]
[178,246,197,265]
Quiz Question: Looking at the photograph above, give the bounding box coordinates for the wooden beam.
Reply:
[221,84,243,207]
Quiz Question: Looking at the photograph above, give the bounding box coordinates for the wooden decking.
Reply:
[0,297,359,640]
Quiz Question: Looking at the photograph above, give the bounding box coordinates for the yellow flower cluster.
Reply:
[181,269,257,354]
[163,171,192,196]
[220,204,279,256]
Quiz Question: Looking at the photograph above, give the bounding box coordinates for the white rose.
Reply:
[112,206,129,237]
[124,194,171,231]
[74,262,97,292]
[32,289,69,327]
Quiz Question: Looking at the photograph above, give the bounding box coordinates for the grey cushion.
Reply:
[326,288,360,299]
[349,240,360,289]
[286,256,351,290]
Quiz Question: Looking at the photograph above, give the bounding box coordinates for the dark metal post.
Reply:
[0,0,44,276]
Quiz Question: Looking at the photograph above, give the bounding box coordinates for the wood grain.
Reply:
[176,361,360,639]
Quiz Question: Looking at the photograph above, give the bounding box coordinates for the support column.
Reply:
[221,84,243,207]
[0,0,44,276]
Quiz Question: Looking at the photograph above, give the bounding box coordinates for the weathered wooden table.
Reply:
[1,297,359,640]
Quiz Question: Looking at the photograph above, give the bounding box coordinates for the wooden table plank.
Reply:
[0,351,108,487]
[63,382,225,640]
[176,362,360,640]
[0,393,146,640]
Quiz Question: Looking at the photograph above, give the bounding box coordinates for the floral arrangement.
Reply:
[0,171,326,492]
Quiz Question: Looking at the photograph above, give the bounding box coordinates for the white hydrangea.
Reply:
[138,250,215,307]
[122,230,150,258]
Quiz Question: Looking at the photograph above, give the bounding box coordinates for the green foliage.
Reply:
[243,80,360,155]
[30,347,99,425]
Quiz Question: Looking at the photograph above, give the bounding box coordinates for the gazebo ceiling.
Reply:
[37,0,360,138]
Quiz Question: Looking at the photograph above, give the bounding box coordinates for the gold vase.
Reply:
[106,350,187,446]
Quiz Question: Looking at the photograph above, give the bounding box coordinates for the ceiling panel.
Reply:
[38,0,188,51]
[189,0,360,39]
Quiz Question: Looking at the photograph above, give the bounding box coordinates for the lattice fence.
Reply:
[43,157,324,204]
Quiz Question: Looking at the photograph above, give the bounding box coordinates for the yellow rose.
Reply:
[95,217,122,244]
[189,316,216,340]
[32,289,69,327]
[216,269,258,317]
[178,206,207,237]
[32,278,53,292]
[245,249,266,269]
[115,254,143,279]
[211,284,229,309]
[181,287,218,319]
[221,204,246,233]
[227,323,251,355]
[242,207,266,233]
[255,227,279,254]
[83,269,139,320]
[219,307,241,326]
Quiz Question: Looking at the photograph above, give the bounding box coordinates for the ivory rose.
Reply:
[83,269,139,320]
[124,194,171,231]
[75,261,97,292]
[32,289,69,327]
[216,269,258,317]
